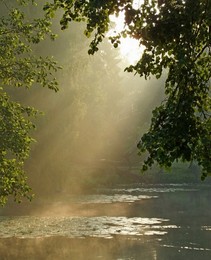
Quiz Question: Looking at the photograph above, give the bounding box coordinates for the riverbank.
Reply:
[73,161,210,191]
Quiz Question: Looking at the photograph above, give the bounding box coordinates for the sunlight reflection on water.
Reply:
[202,226,211,231]
[162,244,211,251]
[111,186,198,194]
[1,184,211,259]
[0,216,175,239]
[74,194,158,204]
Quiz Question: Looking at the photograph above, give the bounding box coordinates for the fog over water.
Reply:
[1,4,211,260]
[1,184,211,259]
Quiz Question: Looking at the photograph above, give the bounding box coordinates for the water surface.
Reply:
[0,183,211,259]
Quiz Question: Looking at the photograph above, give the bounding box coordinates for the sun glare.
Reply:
[119,37,144,64]
[108,0,145,64]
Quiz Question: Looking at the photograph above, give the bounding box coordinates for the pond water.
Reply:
[0,183,211,259]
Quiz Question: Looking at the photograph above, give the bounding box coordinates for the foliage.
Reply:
[0,0,60,205]
[44,0,211,179]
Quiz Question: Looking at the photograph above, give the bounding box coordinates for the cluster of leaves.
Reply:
[130,0,211,179]
[43,0,134,53]
[0,90,37,205]
[0,0,60,205]
[45,0,210,178]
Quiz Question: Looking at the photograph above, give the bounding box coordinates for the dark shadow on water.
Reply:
[0,236,211,260]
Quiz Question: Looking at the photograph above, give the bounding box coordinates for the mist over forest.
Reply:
[12,13,164,198]
[2,1,205,204]
[1,3,211,259]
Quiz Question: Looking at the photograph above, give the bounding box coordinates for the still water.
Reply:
[0,183,211,259]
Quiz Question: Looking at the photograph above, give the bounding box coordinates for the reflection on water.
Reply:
[0,183,211,259]
[0,216,173,238]
[112,185,198,194]
[73,194,158,204]
[202,226,211,231]
[162,244,211,251]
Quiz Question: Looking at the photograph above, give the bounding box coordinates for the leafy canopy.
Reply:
[0,0,59,205]
[44,0,210,178]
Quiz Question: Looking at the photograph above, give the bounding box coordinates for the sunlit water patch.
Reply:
[202,226,211,231]
[69,184,198,204]
[111,184,199,194]
[73,194,158,204]
[0,216,176,239]
[162,244,211,252]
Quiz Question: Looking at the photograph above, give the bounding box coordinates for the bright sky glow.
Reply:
[119,37,144,64]
[108,0,145,64]
[132,0,144,10]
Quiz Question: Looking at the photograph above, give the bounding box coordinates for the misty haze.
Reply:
[0,1,211,260]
